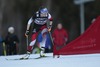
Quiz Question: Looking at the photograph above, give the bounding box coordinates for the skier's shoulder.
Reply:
[48,13,53,20]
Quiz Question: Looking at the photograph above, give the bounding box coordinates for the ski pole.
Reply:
[26,36,29,52]
[20,36,30,59]
[3,42,6,56]
[48,31,54,46]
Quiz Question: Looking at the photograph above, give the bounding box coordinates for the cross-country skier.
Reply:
[25,7,53,57]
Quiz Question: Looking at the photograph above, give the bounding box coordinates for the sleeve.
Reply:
[48,13,53,21]
[28,17,33,25]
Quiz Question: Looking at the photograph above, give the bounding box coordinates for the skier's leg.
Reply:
[27,32,38,53]
[40,47,45,57]
[27,39,36,52]
[39,28,48,57]
[39,38,46,57]
[21,33,38,59]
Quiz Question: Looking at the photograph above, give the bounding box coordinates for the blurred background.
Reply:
[0,0,100,54]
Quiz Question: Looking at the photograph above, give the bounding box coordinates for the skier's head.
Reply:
[57,23,63,30]
[8,27,15,34]
[39,7,48,17]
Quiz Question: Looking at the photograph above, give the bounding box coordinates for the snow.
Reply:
[0,53,100,67]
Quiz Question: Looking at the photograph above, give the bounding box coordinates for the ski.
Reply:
[20,53,30,59]
[5,56,49,60]
[5,58,33,60]
[5,54,30,60]
[34,56,49,59]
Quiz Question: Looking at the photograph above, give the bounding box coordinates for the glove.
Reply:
[25,30,29,37]
[48,28,51,32]
[48,25,52,32]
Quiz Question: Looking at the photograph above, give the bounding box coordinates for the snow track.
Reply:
[0,53,100,67]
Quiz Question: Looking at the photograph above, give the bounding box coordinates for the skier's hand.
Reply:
[25,30,29,37]
[48,25,52,32]
[48,28,51,32]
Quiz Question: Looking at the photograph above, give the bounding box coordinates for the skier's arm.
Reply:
[49,21,53,26]
[48,14,53,32]
[27,17,33,30]
[25,17,33,36]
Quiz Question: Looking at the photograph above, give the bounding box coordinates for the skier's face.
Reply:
[57,23,63,30]
[40,13,47,17]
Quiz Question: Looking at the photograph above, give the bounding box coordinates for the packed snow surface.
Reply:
[0,53,100,67]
